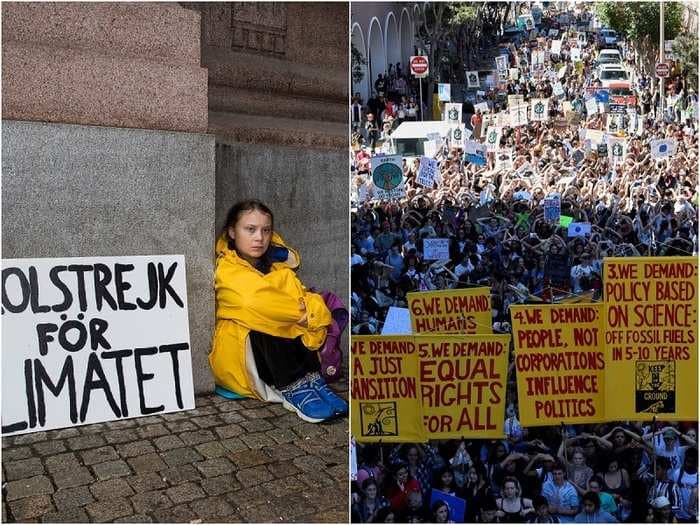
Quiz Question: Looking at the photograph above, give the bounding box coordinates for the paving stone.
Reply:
[179,429,216,446]
[266,460,302,478]
[270,413,299,429]
[51,466,95,489]
[151,503,197,523]
[195,457,236,478]
[215,400,244,412]
[85,496,133,522]
[13,432,48,445]
[4,457,45,481]
[267,404,290,416]
[114,514,153,523]
[92,460,131,480]
[189,495,235,520]
[45,453,80,473]
[130,489,172,514]
[186,406,219,417]
[229,448,273,469]
[225,484,270,510]
[161,411,189,422]
[76,424,106,436]
[32,441,67,456]
[125,472,167,493]
[45,428,81,441]
[191,415,222,428]
[240,419,274,433]
[79,446,119,466]
[265,443,306,461]
[260,474,308,497]
[265,427,298,444]
[3,447,33,461]
[127,452,168,474]
[239,399,267,409]
[292,422,327,439]
[153,434,185,451]
[240,432,276,449]
[136,423,169,439]
[235,465,275,486]
[105,419,137,430]
[201,474,241,496]
[6,475,54,502]
[293,454,330,474]
[295,471,337,488]
[327,463,348,482]
[160,464,201,485]
[194,440,228,458]
[237,501,289,523]
[134,415,164,426]
[89,478,134,500]
[214,423,245,440]
[240,407,275,419]
[40,507,90,523]
[219,411,246,424]
[220,437,248,453]
[164,420,197,433]
[165,482,205,504]
[8,495,54,521]
[161,447,204,467]
[52,486,94,510]
[116,440,155,458]
[103,429,139,444]
[67,434,106,451]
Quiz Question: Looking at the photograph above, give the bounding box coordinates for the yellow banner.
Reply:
[417,334,510,439]
[351,336,427,443]
[511,304,606,427]
[407,288,493,334]
[603,257,698,420]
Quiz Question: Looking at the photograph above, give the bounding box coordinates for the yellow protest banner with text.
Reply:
[603,257,698,420]
[417,334,510,439]
[511,304,606,427]
[407,288,493,334]
[351,336,427,443]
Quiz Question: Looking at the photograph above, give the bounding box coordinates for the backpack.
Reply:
[317,290,349,383]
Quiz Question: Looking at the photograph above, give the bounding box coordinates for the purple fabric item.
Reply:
[317,290,348,383]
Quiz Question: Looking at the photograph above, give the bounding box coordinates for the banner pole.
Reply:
[652,416,657,479]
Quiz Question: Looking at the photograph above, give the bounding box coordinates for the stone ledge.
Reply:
[208,111,346,150]
[1,2,201,67]
[2,44,208,133]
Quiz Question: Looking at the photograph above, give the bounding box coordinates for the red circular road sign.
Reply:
[656,62,670,78]
[410,56,429,77]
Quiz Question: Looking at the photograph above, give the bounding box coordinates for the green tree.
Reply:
[351,42,367,86]
[595,2,683,74]
[673,34,698,89]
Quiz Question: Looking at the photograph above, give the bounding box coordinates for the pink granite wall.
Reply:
[2,2,209,133]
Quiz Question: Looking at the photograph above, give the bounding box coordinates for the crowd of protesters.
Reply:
[350,4,698,523]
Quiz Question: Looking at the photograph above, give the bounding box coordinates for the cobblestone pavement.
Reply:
[1,388,348,523]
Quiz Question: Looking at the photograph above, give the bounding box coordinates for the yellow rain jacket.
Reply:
[210,232,332,400]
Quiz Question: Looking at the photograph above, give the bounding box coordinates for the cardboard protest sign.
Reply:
[512,304,605,426]
[466,71,480,88]
[407,288,492,335]
[352,336,427,442]
[438,83,451,102]
[543,194,561,223]
[464,140,487,166]
[495,148,513,171]
[430,490,467,523]
[508,95,525,108]
[418,334,509,438]
[607,136,627,166]
[474,102,489,114]
[585,97,599,115]
[371,155,405,200]
[509,104,529,127]
[550,39,562,55]
[449,126,466,148]
[417,156,439,188]
[1,256,195,435]
[444,103,462,125]
[381,307,412,335]
[484,127,502,152]
[509,68,520,81]
[570,47,582,62]
[423,239,450,261]
[603,257,698,420]
[552,81,565,97]
[423,139,440,159]
[530,98,549,122]
[495,55,509,75]
[650,139,678,159]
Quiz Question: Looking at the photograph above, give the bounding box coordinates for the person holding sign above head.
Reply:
[210,200,347,423]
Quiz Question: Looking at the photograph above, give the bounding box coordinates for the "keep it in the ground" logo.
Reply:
[635,360,676,414]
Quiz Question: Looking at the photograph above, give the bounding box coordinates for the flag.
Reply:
[568,222,592,237]
[650,139,678,159]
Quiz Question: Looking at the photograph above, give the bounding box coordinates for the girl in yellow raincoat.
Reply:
[210,200,347,423]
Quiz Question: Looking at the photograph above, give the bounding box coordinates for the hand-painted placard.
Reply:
[407,288,492,335]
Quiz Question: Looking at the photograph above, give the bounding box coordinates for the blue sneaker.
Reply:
[280,377,335,423]
[307,372,348,417]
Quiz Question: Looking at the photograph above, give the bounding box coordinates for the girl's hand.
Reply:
[298,299,308,327]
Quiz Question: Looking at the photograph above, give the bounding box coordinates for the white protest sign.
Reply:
[1,256,195,435]
[444,103,462,124]
[371,155,405,200]
[438,83,451,102]
[509,68,520,81]
[568,223,592,237]
[495,55,509,73]
[466,71,480,88]
[484,126,502,152]
[417,156,439,188]
[552,81,565,97]
[475,102,490,113]
[510,104,529,127]
[557,65,568,80]
[423,238,450,261]
[570,47,581,62]
[585,97,599,115]
[550,39,562,55]
[530,98,549,121]
[607,136,627,166]
[381,307,412,335]
[495,148,513,171]
[449,126,465,148]
[650,138,678,159]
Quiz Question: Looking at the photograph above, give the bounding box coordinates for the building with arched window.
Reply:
[351,3,422,102]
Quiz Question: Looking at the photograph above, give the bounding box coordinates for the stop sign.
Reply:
[410,56,429,78]
[656,62,670,78]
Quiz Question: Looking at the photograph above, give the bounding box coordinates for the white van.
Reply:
[389,121,455,157]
